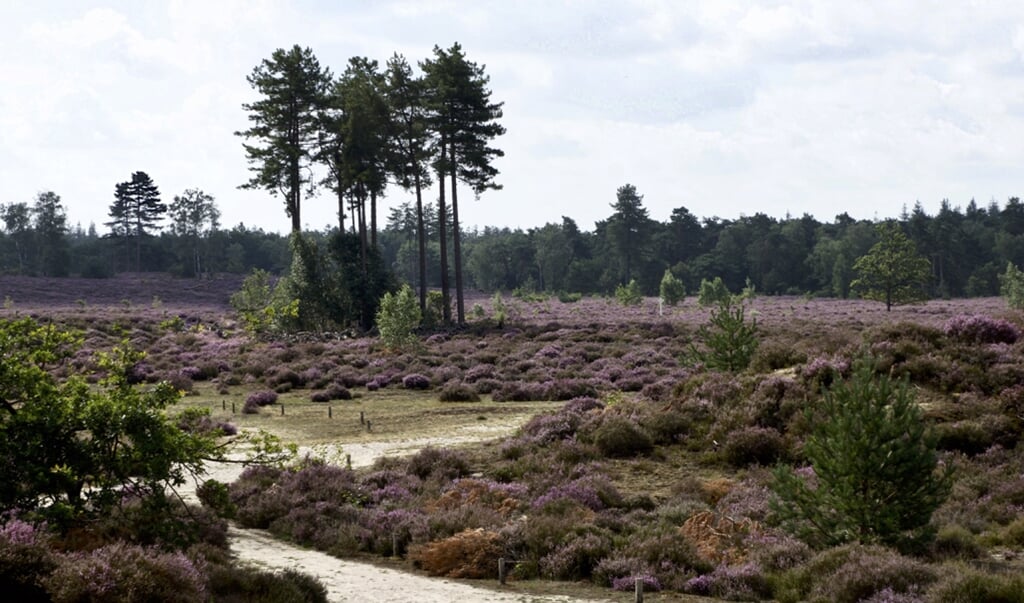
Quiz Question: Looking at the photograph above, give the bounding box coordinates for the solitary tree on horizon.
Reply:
[106,171,165,272]
[851,221,932,310]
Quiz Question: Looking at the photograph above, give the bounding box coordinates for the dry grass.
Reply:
[175,382,563,448]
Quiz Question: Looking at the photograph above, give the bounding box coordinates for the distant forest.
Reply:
[2,184,1021,300]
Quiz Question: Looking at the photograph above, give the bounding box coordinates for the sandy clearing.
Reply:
[182,428,610,603]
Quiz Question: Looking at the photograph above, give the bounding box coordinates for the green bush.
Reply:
[722,426,786,468]
[591,417,653,457]
[999,261,1024,310]
[697,276,731,307]
[659,269,686,306]
[615,279,643,306]
[771,359,952,549]
[690,295,759,372]
[376,284,421,351]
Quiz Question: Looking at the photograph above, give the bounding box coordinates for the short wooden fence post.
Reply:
[498,558,507,585]
[635,577,643,603]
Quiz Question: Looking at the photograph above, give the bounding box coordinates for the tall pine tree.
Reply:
[106,172,165,272]
[237,45,332,233]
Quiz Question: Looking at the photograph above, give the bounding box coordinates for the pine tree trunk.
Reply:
[449,144,465,324]
[371,190,378,249]
[414,171,427,315]
[437,140,451,325]
[336,177,346,233]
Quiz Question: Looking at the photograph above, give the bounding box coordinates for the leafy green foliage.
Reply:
[771,359,952,549]
[697,276,731,307]
[376,284,421,351]
[999,261,1024,310]
[615,279,643,306]
[690,295,759,372]
[229,268,297,336]
[851,222,931,311]
[0,318,292,530]
[659,269,686,306]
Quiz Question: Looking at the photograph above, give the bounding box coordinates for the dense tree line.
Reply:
[3,179,1021,301]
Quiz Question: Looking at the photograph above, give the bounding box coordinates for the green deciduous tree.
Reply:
[32,192,69,277]
[0,318,290,529]
[1,201,32,274]
[1000,261,1024,310]
[238,45,332,233]
[376,283,422,351]
[851,222,931,311]
[771,359,952,549]
[168,188,220,277]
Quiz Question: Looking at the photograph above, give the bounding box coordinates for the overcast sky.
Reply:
[3,1,1024,235]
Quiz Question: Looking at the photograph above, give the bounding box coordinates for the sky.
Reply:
[3,1,1024,235]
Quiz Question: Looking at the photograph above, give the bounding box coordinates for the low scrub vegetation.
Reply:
[4,280,1024,601]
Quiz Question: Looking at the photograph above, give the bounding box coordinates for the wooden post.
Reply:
[366,420,372,432]
[498,558,507,585]
[328,405,332,418]
[280,404,285,416]
[231,402,235,414]
[635,577,643,603]
[360,411,365,425]
[222,399,226,410]
[346,454,351,469]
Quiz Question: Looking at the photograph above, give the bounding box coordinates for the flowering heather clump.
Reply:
[562,396,604,414]
[366,380,380,391]
[402,373,431,390]
[542,378,600,401]
[801,353,851,387]
[464,363,496,382]
[1,518,49,550]
[788,544,937,603]
[179,365,204,380]
[245,390,278,406]
[539,529,613,580]
[722,426,787,468]
[519,410,583,444]
[532,474,622,511]
[612,573,661,593]
[944,314,1021,344]
[535,343,563,360]
[44,543,207,603]
[438,382,480,402]
[685,562,770,600]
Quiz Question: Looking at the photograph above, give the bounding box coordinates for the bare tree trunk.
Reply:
[336,177,346,233]
[449,144,465,324]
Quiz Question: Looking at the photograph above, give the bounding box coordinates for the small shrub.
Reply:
[438,382,480,402]
[406,447,470,481]
[241,399,261,414]
[930,524,982,560]
[44,543,207,603]
[402,373,431,390]
[245,390,278,407]
[944,314,1021,344]
[698,276,731,307]
[207,565,328,603]
[591,417,653,458]
[410,528,503,578]
[777,544,936,603]
[690,294,759,372]
[660,269,686,306]
[615,279,643,306]
[723,426,786,468]
[376,284,422,351]
[928,563,1024,603]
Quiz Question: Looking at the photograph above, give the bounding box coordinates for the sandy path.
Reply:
[186,431,609,603]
